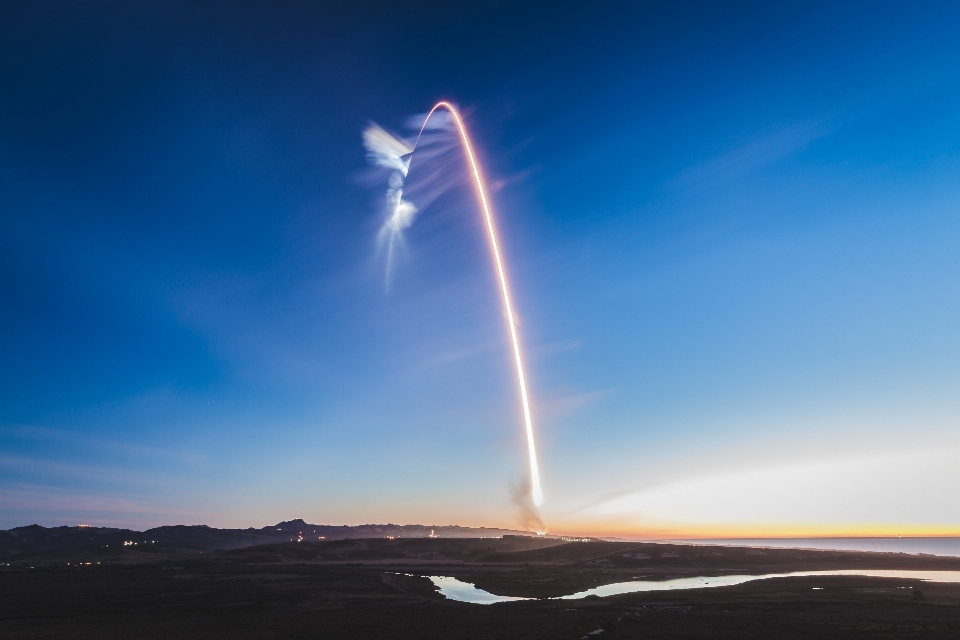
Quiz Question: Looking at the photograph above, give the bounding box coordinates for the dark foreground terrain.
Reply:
[0,520,524,563]
[3,535,960,639]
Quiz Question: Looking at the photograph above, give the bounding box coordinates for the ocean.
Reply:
[676,537,960,557]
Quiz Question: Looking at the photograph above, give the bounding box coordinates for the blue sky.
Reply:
[2,1,960,535]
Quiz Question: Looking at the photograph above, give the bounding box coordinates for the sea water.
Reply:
[676,538,960,557]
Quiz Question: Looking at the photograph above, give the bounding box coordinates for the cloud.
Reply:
[0,454,184,487]
[362,114,459,290]
[585,447,960,534]
[0,483,209,528]
[420,340,501,368]
[362,123,414,174]
[0,422,204,465]
[670,120,832,189]
[537,389,612,422]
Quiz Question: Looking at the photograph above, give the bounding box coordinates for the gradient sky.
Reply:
[3,1,960,536]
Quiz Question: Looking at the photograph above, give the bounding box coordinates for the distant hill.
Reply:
[0,520,531,565]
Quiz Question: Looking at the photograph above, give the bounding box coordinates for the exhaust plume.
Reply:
[363,102,544,509]
[362,123,417,289]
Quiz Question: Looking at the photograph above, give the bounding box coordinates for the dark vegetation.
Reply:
[2,529,960,638]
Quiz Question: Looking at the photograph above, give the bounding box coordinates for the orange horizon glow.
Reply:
[411,101,543,507]
[544,523,960,539]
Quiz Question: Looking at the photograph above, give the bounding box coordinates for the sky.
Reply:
[2,1,960,536]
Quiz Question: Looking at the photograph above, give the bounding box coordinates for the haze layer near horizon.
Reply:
[2,1,960,536]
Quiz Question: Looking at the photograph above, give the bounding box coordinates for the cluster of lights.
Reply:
[283,531,325,542]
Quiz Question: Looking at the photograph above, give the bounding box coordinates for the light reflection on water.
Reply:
[428,576,528,604]
[429,570,960,605]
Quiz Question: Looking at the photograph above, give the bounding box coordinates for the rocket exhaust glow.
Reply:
[368,102,543,507]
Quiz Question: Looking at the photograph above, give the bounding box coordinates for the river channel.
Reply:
[428,570,960,604]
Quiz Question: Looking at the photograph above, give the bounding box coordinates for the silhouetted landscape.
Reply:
[0,520,525,566]
[5,2,960,638]
[4,523,960,638]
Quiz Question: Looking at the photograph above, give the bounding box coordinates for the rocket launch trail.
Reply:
[371,102,543,507]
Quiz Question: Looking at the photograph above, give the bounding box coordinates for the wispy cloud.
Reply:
[0,453,188,488]
[0,483,209,527]
[362,112,459,290]
[0,422,205,465]
[580,446,960,535]
[420,340,502,368]
[670,120,833,189]
[533,339,582,357]
[537,389,612,422]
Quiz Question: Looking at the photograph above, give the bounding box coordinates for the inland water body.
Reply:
[429,570,960,605]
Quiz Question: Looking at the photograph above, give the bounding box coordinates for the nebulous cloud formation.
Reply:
[362,112,459,290]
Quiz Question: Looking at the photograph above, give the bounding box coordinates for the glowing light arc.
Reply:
[410,102,543,507]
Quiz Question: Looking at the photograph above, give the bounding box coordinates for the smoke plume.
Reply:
[362,112,459,289]
[510,476,546,533]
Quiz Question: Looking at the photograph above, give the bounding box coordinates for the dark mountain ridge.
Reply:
[0,520,529,564]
